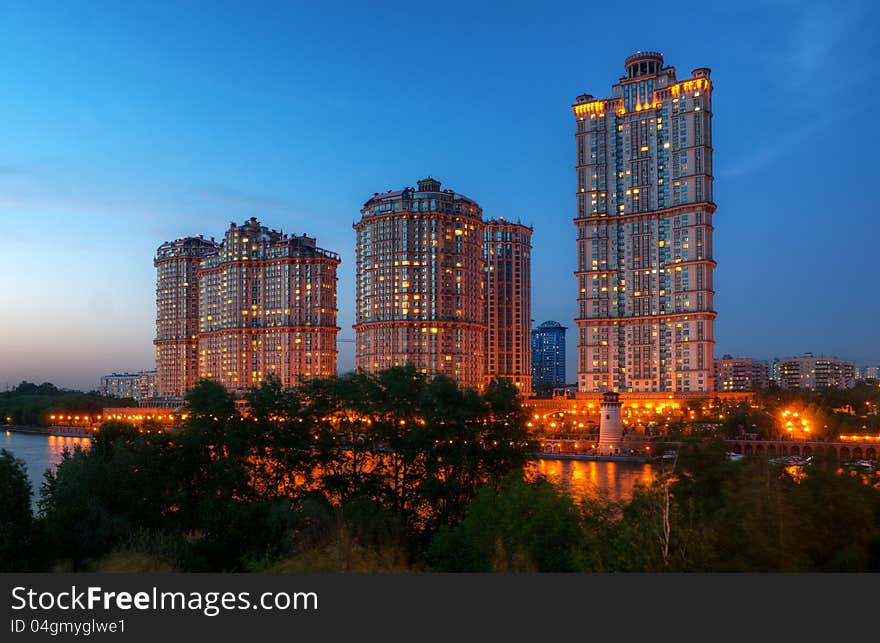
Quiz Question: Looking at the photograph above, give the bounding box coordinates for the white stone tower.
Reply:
[597,391,623,455]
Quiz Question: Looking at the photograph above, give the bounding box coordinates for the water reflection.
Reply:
[2,432,652,505]
[1,432,90,495]
[527,458,655,503]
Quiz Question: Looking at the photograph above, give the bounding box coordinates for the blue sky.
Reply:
[0,0,877,391]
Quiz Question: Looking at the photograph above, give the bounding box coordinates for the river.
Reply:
[1,431,654,504]
[1,431,91,497]
[529,457,655,503]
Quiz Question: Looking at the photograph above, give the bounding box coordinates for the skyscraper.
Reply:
[155,218,339,396]
[197,218,340,391]
[483,218,532,391]
[531,321,566,390]
[353,178,486,390]
[573,51,716,393]
[155,235,219,397]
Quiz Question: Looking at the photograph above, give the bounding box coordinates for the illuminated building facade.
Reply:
[156,218,339,396]
[714,355,769,392]
[197,218,339,391]
[769,358,783,386]
[573,51,716,393]
[100,370,158,400]
[531,321,567,389]
[779,353,855,390]
[155,236,219,397]
[354,178,486,390]
[483,218,532,391]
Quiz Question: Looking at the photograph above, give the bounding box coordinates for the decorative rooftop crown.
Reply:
[417,177,442,192]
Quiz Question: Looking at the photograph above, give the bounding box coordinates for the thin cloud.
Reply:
[761,1,869,92]
[721,1,869,179]
[191,185,306,218]
[0,173,192,229]
[0,190,152,222]
[718,114,830,179]
[0,164,30,178]
[0,218,97,253]
[781,2,863,87]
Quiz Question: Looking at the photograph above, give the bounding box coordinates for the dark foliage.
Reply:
[0,381,134,427]
[13,371,880,572]
[0,450,40,571]
[32,369,534,571]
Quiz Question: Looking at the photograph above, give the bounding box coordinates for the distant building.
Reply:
[532,321,566,389]
[779,353,855,389]
[484,218,532,392]
[859,365,879,381]
[714,355,768,392]
[769,358,783,386]
[100,370,158,400]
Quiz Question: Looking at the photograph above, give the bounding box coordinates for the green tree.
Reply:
[0,380,135,426]
[244,374,319,500]
[0,450,38,571]
[300,372,385,504]
[37,420,180,570]
[428,476,583,572]
[38,445,128,570]
[184,379,238,423]
[419,376,535,531]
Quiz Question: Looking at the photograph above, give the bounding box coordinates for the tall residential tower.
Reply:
[155,218,339,397]
[155,235,219,397]
[197,218,340,391]
[483,218,532,391]
[573,51,716,393]
[354,178,486,390]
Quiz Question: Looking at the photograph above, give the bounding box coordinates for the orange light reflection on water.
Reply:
[46,434,91,467]
[526,459,655,504]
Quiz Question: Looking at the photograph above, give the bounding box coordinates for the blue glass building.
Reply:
[531,321,566,389]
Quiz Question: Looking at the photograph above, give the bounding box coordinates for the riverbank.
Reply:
[2,432,653,504]
[537,452,655,464]
[4,425,94,438]
[5,427,659,463]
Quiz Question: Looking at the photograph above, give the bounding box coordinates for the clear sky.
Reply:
[1,0,878,391]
